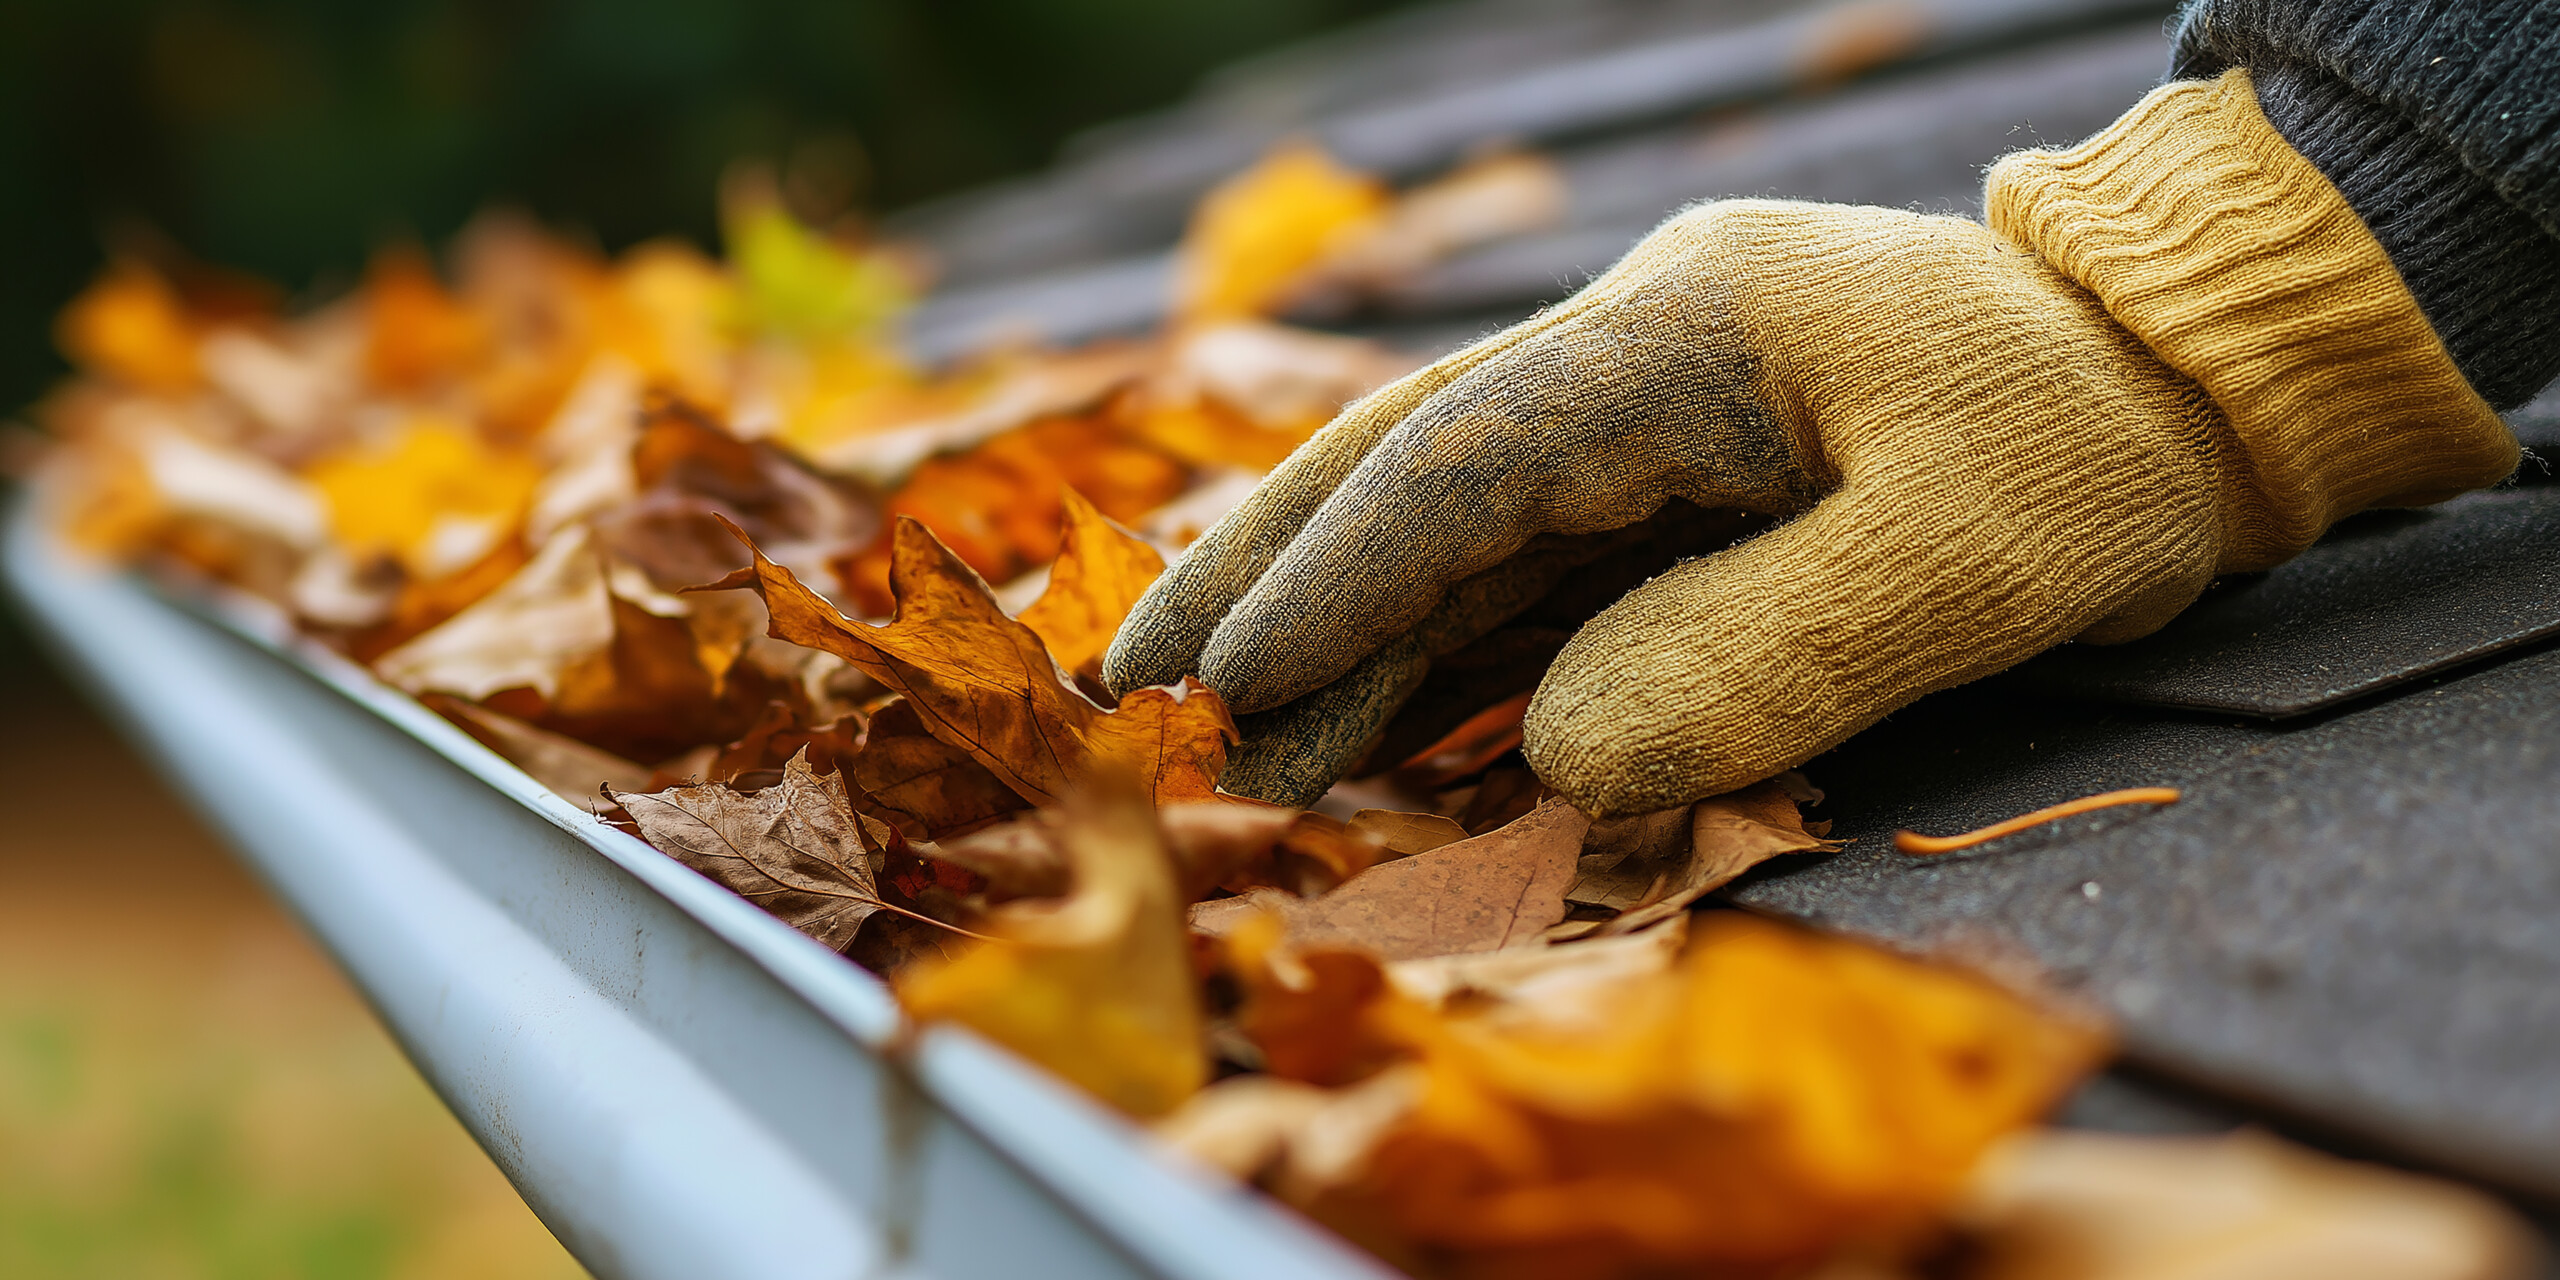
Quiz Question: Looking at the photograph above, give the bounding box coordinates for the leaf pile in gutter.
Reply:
[33,148,2537,1279]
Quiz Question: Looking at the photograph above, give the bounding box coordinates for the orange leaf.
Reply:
[710,514,1236,807]
[897,773,1206,1117]
[54,261,201,391]
[1018,488,1165,677]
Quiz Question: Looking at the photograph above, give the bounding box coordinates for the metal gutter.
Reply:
[2,492,1390,1280]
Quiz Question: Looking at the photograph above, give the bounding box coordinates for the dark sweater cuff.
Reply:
[2235,61,2560,411]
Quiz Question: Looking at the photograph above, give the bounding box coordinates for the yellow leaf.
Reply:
[897,774,1206,1117]
[307,419,543,579]
[1018,488,1166,678]
[1173,140,1388,323]
[55,262,200,391]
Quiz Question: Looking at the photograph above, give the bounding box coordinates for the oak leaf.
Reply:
[611,749,945,952]
[707,514,1237,807]
[896,774,1206,1117]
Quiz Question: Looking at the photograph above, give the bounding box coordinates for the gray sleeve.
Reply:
[2172,0,2560,409]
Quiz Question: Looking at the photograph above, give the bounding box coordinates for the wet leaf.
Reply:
[897,773,1206,1117]
[707,514,1237,807]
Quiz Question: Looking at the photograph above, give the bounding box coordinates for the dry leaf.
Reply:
[1205,914,2108,1277]
[1347,809,1469,859]
[1173,140,1389,323]
[705,699,865,787]
[1259,797,1588,961]
[844,698,1031,839]
[1382,917,1687,1021]
[1017,487,1165,678]
[896,773,1206,1117]
[305,418,542,580]
[707,514,1237,807]
[375,522,616,701]
[1953,1128,2540,1280]
[427,693,653,805]
[1569,776,1840,935]
[937,801,1383,905]
[56,260,202,390]
[611,749,933,952]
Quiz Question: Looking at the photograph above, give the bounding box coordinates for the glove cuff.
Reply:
[1985,68,2518,569]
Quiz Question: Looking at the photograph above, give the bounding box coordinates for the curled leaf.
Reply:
[706,514,1237,806]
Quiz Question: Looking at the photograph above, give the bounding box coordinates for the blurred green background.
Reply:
[0,3,1420,1276]
[0,0,1424,416]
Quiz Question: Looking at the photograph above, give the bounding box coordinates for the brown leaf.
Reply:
[843,698,1030,839]
[1346,809,1469,859]
[706,699,864,787]
[1017,486,1165,678]
[1569,775,1840,935]
[1260,797,1588,961]
[611,749,938,952]
[935,801,1383,904]
[425,693,653,806]
[706,514,1237,806]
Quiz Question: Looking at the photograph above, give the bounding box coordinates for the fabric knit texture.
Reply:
[2173,0,2560,408]
[1108,69,2521,816]
[1989,68,2519,567]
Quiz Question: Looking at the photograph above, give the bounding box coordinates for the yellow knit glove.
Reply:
[1106,71,2517,815]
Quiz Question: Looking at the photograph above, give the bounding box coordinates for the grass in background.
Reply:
[0,671,586,1280]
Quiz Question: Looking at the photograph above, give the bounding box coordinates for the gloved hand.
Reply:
[1106,70,2517,815]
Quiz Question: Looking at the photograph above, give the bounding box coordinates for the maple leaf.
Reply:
[1017,487,1165,679]
[705,514,1238,807]
[845,698,1031,839]
[611,749,958,952]
[896,773,1206,1117]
